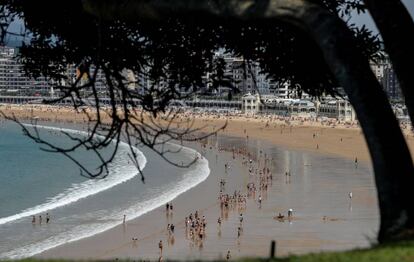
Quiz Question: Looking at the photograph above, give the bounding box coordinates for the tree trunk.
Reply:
[363,0,414,127]
[280,1,414,242]
[83,0,414,242]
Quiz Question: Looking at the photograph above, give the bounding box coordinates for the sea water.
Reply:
[0,121,209,259]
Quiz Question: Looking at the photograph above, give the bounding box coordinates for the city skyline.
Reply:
[1,2,414,260]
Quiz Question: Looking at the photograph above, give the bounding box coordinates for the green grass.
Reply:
[244,240,414,262]
[12,240,414,262]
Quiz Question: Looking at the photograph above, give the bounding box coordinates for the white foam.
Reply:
[0,124,147,226]
[0,138,210,259]
[108,142,210,222]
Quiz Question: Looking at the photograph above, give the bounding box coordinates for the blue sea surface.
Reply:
[0,121,209,259]
[0,122,94,217]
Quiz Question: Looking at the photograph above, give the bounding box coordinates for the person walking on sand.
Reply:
[158,240,163,254]
[31,215,36,224]
[288,208,293,218]
[354,157,358,168]
[349,191,353,200]
[46,213,50,223]
[123,214,126,224]
[39,215,42,225]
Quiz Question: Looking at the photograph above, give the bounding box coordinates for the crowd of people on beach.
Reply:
[184,210,207,247]
[2,104,414,137]
[150,136,293,260]
[213,135,300,258]
[0,104,374,260]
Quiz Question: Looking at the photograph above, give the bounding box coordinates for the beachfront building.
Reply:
[260,99,317,117]
[0,46,111,98]
[382,67,401,100]
[241,92,355,121]
[242,93,311,116]
[0,45,117,97]
[242,93,261,114]
[185,99,242,111]
[204,52,276,96]
[218,56,265,95]
[370,55,401,100]
[270,81,289,98]
[0,46,50,96]
[317,99,356,122]
[291,100,317,116]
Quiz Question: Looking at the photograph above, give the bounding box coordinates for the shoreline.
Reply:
[38,134,378,260]
[0,121,210,259]
[0,104,384,259]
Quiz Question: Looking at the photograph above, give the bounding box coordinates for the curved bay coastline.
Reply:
[0,104,393,259]
[0,116,208,259]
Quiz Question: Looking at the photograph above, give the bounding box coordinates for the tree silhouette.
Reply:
[1,0,413,242]
[363,0,414,124]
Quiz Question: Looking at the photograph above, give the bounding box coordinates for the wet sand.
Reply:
[0,105,383,259]
[38,134,378,260]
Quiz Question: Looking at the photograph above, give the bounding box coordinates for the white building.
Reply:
[317,99,356,121]
[241,93,355,121]
[290,100,316,116]
[0,46,50,95]
[270,81,289,98]
[0,46,110,97]
[241,93,260,114]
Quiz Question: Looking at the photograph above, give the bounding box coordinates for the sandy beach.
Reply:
[35,134,378,260]
[2,104,414,164]
[0,104,408,259]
